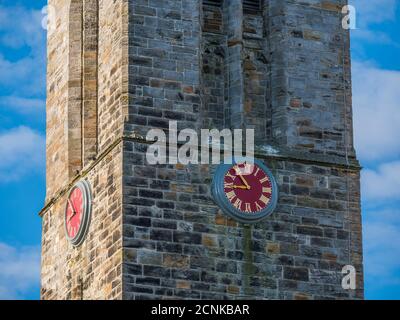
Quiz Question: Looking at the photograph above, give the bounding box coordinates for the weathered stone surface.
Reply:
[41,0,363,301]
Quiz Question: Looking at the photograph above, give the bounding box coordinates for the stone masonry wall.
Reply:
[267,0,355,157]
[243,7,270,142]
[46,0,129,198]
[42,0,363,300]
[42,0,129,299]
[98,0,129,153]
[125,0,201,138]
[121,0,363,299]
[122,140,363,299]
[46,0,71,198]
[41,144,123,300]
[201,2,226,130]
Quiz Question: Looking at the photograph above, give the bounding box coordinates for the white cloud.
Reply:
[350,0,397,26]
[0,126,45,182]
[0,96,45,115]
[352,61,400,162]
[349,0,400,297]
[0,53,46,98]
[0,5,46,97]
[0,5,45,52]
[0,243,41,300]
[350,0,399,50]
[362,161,400,201]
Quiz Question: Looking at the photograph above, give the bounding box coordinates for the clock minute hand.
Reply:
[236,171,250,190]
[68,199,77,221]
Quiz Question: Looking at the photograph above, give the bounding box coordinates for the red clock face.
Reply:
[65,187,84,240]
[223,162,273,214]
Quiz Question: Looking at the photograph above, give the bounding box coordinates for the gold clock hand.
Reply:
[232,185,249,190]
[238,174,250,189]
[234,167,251,190]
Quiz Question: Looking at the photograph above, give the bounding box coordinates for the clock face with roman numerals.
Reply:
[64,180,92,246]
[212,158,278,223]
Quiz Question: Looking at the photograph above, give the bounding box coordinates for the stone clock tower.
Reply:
[40,0,364,299]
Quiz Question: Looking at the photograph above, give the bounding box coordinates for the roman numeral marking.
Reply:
[233,199,242,210]
[253,167,260,177]
[245,203,252,213]
[255,202,263,211]
[259,195,270,205]
[226,172,235,180]
[226,191,236,201]
[224,182,234,189]
[260,176,269,184]
[233,166,242,175]
[262,187,272,193]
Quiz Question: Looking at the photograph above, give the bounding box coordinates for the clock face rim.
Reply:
[211,158,278,224]
[64,180,92,247]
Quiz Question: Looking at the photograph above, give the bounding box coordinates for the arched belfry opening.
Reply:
[68,0,99,178]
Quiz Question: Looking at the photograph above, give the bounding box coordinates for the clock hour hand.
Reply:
[232,185,248,190]
[234,166,251,190]
[68,199,77,221]
[238,174,250,190]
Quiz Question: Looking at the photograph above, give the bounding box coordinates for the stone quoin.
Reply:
[40,0,363,300]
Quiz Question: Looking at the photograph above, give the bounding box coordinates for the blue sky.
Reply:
[0,0,399,299]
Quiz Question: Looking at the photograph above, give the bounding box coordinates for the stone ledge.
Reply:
[123,131,361,170]
[39,132,361,217]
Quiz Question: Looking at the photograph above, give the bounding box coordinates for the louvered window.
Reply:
[202,0,223,33]
[243,0,262,13]
[203,1,262,13]
[203,0,223,7]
